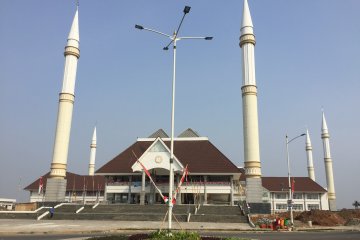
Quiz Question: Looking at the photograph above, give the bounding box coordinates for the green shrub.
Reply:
[149,230,201,240]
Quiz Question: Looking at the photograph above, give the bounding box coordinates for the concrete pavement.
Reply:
[0,219,252,235]
[0,219,359,236]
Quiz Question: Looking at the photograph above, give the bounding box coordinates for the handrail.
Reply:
[75,206,84,213]
[239,201,256,228]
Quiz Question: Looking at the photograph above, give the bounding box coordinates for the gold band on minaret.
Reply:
[59,93,75,104]
[64,46,80,59]
[240,34,256,48]
[321,132,330,138]
[244,161,262,177]
[241,85,257,96]
[50,163,67,178]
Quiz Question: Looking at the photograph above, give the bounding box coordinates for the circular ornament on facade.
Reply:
[155,155,163,164]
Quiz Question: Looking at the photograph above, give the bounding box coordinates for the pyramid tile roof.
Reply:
[96,139,242,175]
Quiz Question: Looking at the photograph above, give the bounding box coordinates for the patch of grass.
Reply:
[149,230,201,240]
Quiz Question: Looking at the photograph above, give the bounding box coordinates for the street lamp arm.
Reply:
[174,13,187,39]
[287,133,306,144]
[179,36,213,40]
[135,25,172,38]
[163,39,175,51]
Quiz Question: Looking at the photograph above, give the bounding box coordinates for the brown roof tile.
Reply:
[96,140,242,174]
[262,177,326,192]
[24,172,106,191]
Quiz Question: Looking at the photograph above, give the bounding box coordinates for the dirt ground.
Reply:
[252,209,360,227]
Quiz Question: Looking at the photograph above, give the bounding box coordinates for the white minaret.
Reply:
[45,8,80,201]
[305,129,316,181]
[240,0,262,203]
[88,127,97,176]
[321,112,336,210]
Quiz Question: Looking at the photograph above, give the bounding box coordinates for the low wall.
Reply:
[15,202,37,211]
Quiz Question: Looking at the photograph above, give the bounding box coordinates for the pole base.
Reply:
[329,199,337,211]
[44,178,67,202]
[245,178,263,203]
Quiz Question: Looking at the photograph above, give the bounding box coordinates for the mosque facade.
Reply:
[25,0,337,212]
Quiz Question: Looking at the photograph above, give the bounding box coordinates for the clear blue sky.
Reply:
[0,0,359,209]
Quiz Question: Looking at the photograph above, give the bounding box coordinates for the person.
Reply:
[49,207,55,218]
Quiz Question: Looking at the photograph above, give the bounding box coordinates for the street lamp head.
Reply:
[301,133,306,136]
[163,47,169,50]
[205,37,213,40]
[135,24,144,30]
[184,6,191,14]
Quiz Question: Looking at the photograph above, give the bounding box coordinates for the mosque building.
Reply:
[24,0,337,213]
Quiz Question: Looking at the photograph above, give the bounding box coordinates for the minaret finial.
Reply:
[305,128,315,181]
[306,128,311,145]
[67,6,80,47]
[322,110,328,133]
[241,0,254,35]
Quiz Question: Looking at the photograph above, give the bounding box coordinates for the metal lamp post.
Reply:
[135,6,212,231]
[286,133,306,229]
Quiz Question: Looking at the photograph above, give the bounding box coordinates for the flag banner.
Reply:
[173,165,189,202]
[291,178,295,198]
[38,176,43,195]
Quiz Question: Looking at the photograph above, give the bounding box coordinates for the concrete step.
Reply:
[197,206,242,215]
[82,204,193,214]
[190,214,247,223]
[49,212,187,222]
[0,204,244,223]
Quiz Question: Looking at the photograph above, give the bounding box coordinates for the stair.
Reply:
[0,204,247,223]
[50,204,190,221]
[190,205,247,223]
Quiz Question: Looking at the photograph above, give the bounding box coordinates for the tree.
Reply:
[353,200,360,209]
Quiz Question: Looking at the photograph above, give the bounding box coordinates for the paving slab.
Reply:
[0,219,358,236]
[0,219,252,235]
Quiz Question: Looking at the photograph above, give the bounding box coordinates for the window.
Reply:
[308,204,320,210]
[306,193,319,200]
[275,193,287,199]
[293,193,303,199]
[208,176,230,182]
[293,204,303,211]
[276,204,287,210]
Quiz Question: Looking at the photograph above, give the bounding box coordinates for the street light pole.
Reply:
[135,6,212,231]
[168,32,177,231]
[286,133,306,229]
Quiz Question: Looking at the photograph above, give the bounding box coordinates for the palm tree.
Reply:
[353,200,360,209]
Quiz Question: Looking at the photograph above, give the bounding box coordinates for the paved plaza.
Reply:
[0,219,359,236]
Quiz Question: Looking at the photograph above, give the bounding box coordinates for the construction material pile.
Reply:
[295,210,345,226]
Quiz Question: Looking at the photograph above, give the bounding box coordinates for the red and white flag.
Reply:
[173,165,189,203]
[291,178,295,197]
[38,176,43,195]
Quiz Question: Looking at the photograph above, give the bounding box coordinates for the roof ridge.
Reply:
[178,128,200,138]
[148,129,169,138]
